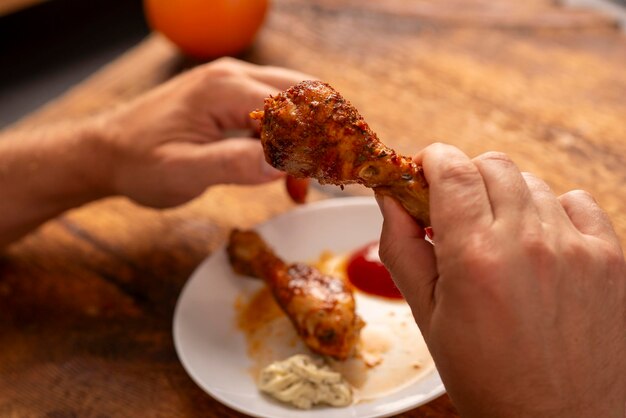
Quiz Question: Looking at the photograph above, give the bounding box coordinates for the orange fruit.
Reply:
[144,0,269,59]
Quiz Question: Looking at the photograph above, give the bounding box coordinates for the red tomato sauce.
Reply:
[346,242,403,300]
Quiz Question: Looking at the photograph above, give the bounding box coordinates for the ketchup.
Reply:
[346,241,403,300]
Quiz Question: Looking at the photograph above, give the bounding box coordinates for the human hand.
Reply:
[377,143,625,417]
[97,58,312,208]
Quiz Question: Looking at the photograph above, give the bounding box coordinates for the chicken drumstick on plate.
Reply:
[227,229,364,360]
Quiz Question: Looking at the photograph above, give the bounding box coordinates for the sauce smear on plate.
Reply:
[346,242,403,300]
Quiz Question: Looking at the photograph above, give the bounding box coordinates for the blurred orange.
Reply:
[144,0,269,59]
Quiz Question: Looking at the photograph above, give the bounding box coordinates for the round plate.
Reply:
[173,197,444,418]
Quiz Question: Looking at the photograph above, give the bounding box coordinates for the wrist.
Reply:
[80,114,118,199]
[0,118,116,246]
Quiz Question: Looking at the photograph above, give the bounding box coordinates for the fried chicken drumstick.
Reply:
[251,80,430,227]
[227,229,364,360]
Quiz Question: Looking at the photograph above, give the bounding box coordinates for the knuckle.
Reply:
[197,57,243,80]
[456,233,499,272]
[422,142,454,158]
[522,172,551,192]
[420,142,449,159]
[427,141,448,150]
[450,234,505,297]
[476,151,514,166]
[213,56,239,66]
[602,242,626,272]
[561,236,592,264]
[520,229,551,256]
[562,189,596,203]
[210,56,240,71]
[521,171,540,184]
[565,238,625,280]
[439,161,481,185]
[520,228,560,275]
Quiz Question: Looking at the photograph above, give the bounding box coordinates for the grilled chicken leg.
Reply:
[227,229,364,360]
[251,80,430,227]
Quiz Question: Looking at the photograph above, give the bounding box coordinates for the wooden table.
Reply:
[1,0,625,416]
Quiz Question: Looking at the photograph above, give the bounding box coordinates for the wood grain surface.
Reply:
[1,0,625,416]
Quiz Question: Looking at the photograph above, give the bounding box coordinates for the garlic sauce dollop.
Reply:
[258,354,352,409]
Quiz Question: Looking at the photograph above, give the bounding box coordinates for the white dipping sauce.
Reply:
[259,354,352,409]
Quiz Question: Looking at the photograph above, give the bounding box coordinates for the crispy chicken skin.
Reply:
[227,229,364,360]
[251,80,430,227]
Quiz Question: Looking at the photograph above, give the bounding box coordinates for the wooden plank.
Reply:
[302,0,618,29]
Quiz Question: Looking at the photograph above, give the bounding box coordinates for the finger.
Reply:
[218,58,315,90]
[377,194,437,331]
[166,138,284,186]
[418,143,493,240]
[188,59,311,132]
[472,152,536,222]
[208,77,283,131]
[521,172,571,226]
[241,64,314,91]
[559,190,620,244]
[179,63,283,132]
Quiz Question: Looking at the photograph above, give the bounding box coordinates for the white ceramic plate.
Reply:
[173,197,444,418]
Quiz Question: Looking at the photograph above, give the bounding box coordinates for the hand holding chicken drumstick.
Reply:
[378,144,625,418]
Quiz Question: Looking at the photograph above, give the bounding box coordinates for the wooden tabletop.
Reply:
[1,0,625,416]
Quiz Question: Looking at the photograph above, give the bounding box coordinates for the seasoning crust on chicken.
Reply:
[251,80,430,227]
[227,229,364,360]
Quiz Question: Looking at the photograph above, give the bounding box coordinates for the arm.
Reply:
[0,58,312,248]
[0,120,108,247]
[377,143,625,417]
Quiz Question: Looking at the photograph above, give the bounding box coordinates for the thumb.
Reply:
[183,138,284,186]
[377,194,438,332]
